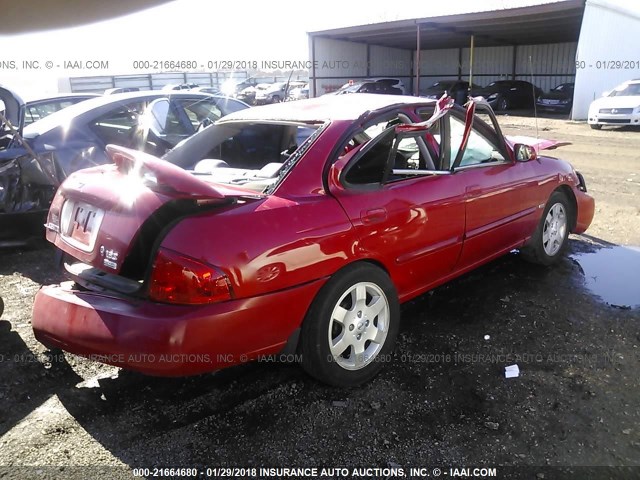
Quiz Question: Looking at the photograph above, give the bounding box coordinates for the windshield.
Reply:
[336,83,365,94]
[609,83,640,97]
[553,84,573,92]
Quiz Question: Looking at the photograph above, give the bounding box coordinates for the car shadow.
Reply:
[0,243,65,285]
[0,319,83,438]
[2,235,638,468]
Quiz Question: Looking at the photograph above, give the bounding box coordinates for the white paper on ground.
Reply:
[505,364,520,378]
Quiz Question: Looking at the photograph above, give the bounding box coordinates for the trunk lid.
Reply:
[46,145,231,275]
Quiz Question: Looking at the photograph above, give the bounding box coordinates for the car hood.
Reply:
[590,95,640,109]
[0,85,26,136]
[474,86,505,95]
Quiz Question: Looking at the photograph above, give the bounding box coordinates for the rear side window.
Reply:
[25,100,76,125]
[344,128,394,185]
[173,98,222,130]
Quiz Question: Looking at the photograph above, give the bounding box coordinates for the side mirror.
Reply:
[514,143,537,162]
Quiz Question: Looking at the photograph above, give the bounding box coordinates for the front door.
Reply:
[448,112,539,269]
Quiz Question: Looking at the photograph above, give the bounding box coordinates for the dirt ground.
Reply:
[0,114,639,480]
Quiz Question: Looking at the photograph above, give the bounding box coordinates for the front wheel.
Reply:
[497,96,509,111]
[300,263,400,387]
[590,124,602,130]
[521,191,571,265]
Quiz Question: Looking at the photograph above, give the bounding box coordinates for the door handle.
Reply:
[361,208,387,224]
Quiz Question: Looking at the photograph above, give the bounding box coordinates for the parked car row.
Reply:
[241,81,308,105]
[421,79,576,113]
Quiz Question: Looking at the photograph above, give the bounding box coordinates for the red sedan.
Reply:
[32,94,594,386]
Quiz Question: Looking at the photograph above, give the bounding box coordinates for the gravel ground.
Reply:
[0,114,639,480]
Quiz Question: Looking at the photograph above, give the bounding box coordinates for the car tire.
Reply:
[590,124,602,130]
[521,191,571,265]
[300,263,400,387]
[0,296,4,318]
[497,97,509,111]
[271,95,281,103]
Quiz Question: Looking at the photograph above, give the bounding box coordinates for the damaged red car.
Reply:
[32,94,594,386]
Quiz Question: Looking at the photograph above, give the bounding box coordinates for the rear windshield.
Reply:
[164,122,323,193]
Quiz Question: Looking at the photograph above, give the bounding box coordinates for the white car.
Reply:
[254,82,288,104]
[335,77,406,95]
[588,79,640,129]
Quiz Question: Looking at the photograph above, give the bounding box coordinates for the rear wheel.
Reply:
[301,263,399,387]
[521,191,571,265]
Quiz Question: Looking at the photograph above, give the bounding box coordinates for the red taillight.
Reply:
[148,248,232,305]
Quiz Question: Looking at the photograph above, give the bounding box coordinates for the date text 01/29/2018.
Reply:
[576,60,640,69]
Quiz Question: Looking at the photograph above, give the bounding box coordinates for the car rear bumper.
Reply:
[32,278,326,376]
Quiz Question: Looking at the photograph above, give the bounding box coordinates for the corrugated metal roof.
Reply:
[310,0,586,49]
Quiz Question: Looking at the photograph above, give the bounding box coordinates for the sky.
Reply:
[0,0,606,96]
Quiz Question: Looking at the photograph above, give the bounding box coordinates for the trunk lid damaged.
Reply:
[47,145,233,280]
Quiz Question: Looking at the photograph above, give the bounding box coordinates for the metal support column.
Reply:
[414,24,421,96]
[468,34,475,96]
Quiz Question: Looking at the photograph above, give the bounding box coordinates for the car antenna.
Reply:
[529,55,539,140]
[284,70,294,101]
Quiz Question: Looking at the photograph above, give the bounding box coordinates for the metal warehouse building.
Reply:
[307,0,640,120]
